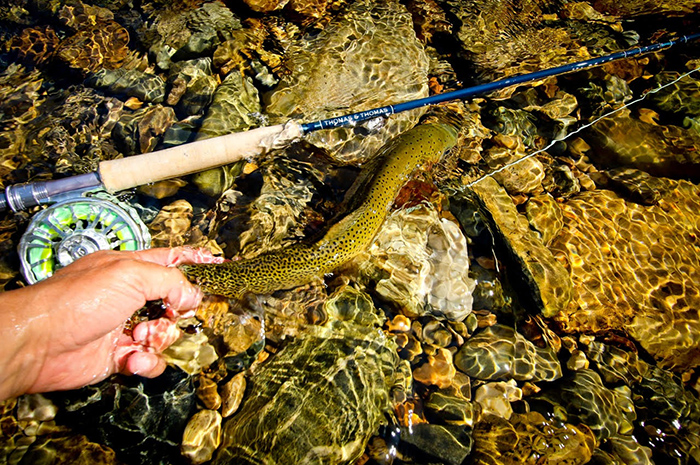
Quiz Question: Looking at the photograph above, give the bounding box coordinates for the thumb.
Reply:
[122,259,203,315]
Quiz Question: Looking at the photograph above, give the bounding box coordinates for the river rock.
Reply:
[86,68,166,104]
[455,324,562,382]
[550,181,700,371]
[465,176,573,317]
[181,409,222,465]
[265,0,430,163]
[532,369,636,440]
[525,193,564,246]
[585,109,700,179]
[359,203,476,321]
[55,20,129,73]
[470,412,596,465]
[51,368,196,465]
[398,423,473,465]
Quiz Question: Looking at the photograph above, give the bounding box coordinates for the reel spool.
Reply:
[19,194,151,284]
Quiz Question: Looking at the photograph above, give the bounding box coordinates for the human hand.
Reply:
[0,247,222,401]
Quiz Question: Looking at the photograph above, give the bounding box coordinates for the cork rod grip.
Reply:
[98,124,291,193]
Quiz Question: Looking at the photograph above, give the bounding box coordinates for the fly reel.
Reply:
[18,193,151,284]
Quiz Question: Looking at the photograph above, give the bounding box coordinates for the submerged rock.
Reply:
[191,71,261,195]
[265,0,430,163]
[148,199,194,247]
[595,167,670,205]
[241,0,289,13]
[446,0,591,81]
[212,286,405,464]
[220,372,246,418]
[607,434,654,465]
[17,435,119,465]
[359,203,476,321]
[649,71,700,117]
[465,176,573,318]
[584,340,648,386]
[550,182,700,370]
[197,72,262,140]
[424,391,477,426]
[57,1,115,30]
[7,26,59,65]
[585,109,700,179]
[398,423,473,465]
[454,324,562,382]
[144,1,242,69]
[162,329,219,375]
[474,380,522,420]
[470,412,597,465]
[532,369,636,441]
[166,58,218,116]
[112,104,177,155]
[413,347,457,389]
[55,21,129,73]
[0,80,123,176]
[590,0,700,17]
[234,155,320,257]
[181,409,222,465]
[195,376,222,411]
[524,193,564,246]
[51,368,197,465]
[86,68,167,104]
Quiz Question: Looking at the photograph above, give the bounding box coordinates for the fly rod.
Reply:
[1,32,698,213]
[300,32,700,131]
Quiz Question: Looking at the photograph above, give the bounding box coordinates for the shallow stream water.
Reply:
[1,1,700,464]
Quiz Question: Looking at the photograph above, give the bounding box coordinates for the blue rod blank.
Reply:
[299,33,700,134]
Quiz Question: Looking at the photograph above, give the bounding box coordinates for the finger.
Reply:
[124,261,203,312]
[133,247,224,267]
[125,352,167,378]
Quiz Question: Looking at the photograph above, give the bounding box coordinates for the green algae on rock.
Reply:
[181,123,457,298]
[166,58,218,116]
[86,68,167,104]
[190,71,262,196]
[195,71,261,141]
[212,286,405,464]
[143,0,242,70]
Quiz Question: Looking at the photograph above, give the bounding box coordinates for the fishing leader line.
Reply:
[467,64,700,187]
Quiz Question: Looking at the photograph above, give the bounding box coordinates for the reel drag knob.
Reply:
[18,197,151,284]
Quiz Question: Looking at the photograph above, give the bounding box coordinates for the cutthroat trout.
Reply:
[180,123,458,297]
